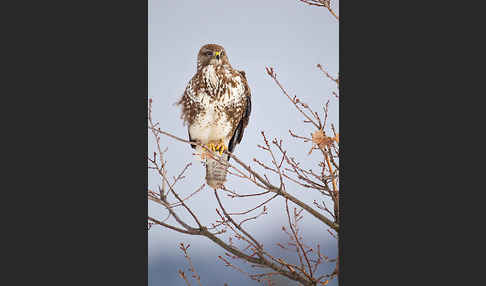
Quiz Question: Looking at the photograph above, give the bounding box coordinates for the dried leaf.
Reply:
[312,129,333,149]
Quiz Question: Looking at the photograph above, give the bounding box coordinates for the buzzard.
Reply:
[178,44,252,189]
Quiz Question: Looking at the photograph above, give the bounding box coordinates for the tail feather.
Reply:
[205,151,229,189]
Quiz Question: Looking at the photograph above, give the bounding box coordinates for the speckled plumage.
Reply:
[177,44,251,189]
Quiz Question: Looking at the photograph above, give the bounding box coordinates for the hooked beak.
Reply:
[214,51,221,60]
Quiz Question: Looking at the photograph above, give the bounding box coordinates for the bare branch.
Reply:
[179,243,203,286]
[298,0,339,21]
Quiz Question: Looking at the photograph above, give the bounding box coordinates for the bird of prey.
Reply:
[178,44,251,189]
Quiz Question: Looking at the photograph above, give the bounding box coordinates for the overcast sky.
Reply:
[148,1,339,285]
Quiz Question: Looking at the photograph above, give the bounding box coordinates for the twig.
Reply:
[179,243,203,286]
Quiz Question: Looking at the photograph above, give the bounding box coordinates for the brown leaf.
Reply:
[312,129,333,149]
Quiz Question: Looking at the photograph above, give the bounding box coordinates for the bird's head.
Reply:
[197,44,230,69]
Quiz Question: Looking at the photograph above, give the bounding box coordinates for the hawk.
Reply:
[178,44,252,189]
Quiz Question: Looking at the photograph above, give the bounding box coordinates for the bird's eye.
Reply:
[205,51,212,56]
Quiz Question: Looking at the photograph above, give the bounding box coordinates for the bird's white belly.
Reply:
[189,104,232,144]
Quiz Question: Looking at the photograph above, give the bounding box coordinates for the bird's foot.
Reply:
[214,143,227,155]
[206,141,227,155]
[208,143,216,152]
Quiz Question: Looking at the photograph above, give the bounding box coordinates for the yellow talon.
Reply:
[206,141,227,155]
[218,144,227,155]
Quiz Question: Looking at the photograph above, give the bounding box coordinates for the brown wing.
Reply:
[227,70,251,157]
[177,74,200,150]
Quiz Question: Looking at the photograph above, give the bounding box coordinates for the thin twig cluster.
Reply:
[298,0,339,20]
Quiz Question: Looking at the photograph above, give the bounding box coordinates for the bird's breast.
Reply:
[189,101,233,144]
[186,65,245,144]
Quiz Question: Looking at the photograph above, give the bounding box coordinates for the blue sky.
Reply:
[148,1,339,285]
